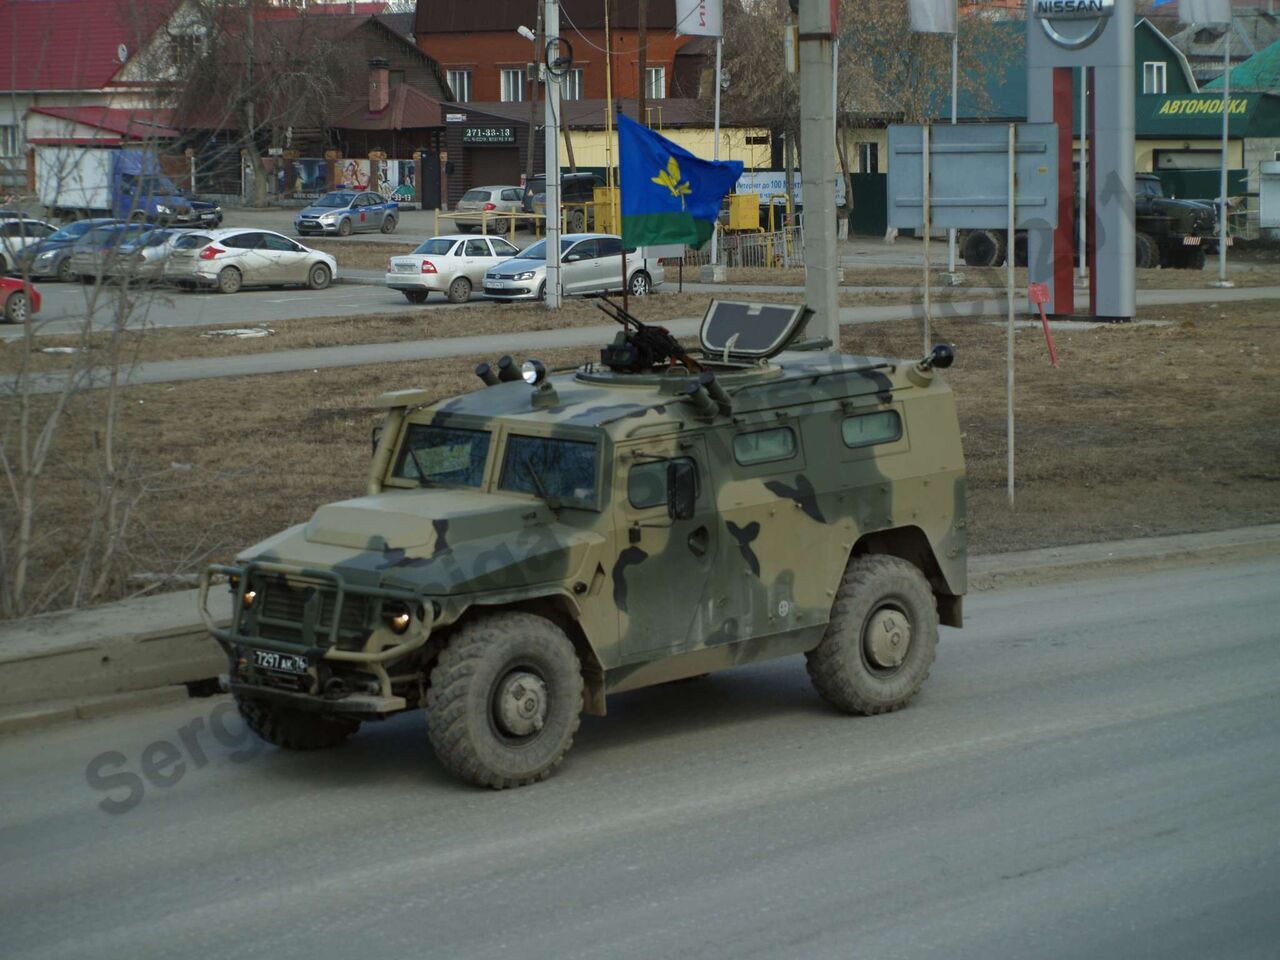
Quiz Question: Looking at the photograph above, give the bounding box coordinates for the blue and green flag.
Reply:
[618,112,744,250]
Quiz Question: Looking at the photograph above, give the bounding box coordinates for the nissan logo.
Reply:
[1031,0,1115,50]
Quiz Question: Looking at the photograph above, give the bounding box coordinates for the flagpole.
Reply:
[944,23,960,284]
[710,35,723,269]
[1211,24,1233,288]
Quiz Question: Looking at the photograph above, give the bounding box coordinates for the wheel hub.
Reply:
[864,607,912,669]
[493,671,548,738]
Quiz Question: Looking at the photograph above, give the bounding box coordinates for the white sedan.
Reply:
[385,234,522,304]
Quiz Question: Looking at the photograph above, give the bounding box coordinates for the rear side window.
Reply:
[597,237,622,257]
[734,427,796,466]
[223,232,263,249]
[465,239,490,256]
[841,410,902,449]
[501,189,522,202]
[628,457,697,510]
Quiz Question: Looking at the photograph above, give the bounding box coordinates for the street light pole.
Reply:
[543,0,562,308]
[1211,26,1234,288]
[943,27,963,285]
[797,0,839,351]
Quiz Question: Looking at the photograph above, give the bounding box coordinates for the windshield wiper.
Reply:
[407,447,435,488]
[523,453,555,504]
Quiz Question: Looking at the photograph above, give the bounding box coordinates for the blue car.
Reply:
[19,218,123,282]
[294,191,398,237]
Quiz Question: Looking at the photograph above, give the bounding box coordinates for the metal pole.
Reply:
[1212,28,1233,288]
[1007,123,1016,507]
[945,28,961,284]
[798,0,840,351]
[922,124,932,353]
[1078,69,1087,282]
[544,0,561,309]
[710,36,722,268]
[526,6,543,188]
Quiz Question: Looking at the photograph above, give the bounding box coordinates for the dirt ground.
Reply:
[3,296,1277,616]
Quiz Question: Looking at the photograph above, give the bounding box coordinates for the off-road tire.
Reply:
[1180,245,1207,270]
[962,229,1006,268]
[1135,232,1157,269]
[4,291,28,324]
[236,695,360,750]
[1013,232,1028,268]
[337,217,353,237]
[447,276,472,303]
[307,263,331,290]
[216,266,242,294]
[403,289,430,303]
[628,270,652,296]
[56,257,74,283]
[567,209,587,233]
[380,216,397,234]
[806,555,939,716]
[425,611,584,789]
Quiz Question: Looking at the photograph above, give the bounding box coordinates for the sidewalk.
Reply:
[2,523,1278,735]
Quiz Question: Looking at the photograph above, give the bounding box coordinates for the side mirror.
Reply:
[564,253,581,263]
[667,460,696,521]
[370,424,384,457]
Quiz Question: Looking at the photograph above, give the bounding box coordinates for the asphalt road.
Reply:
[1,557,1277,960]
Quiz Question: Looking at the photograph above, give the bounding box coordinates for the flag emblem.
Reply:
[651,157,693,209]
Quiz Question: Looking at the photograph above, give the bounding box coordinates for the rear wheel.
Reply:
[806,555,939,716]
[567,209,587,233]
[237,695,360,750]
[628,270,652,296]
[337,218,353,237]
[425,611,583,789]
[307,263,331,290]
[403,289,430,303]
[1135,232,1157,269]
[1180,245,1207,270]
[447,276,472,303]
[216,266,243,294]
[4,291,28,324]
[380,216,397,234]
[962,229,1006,267]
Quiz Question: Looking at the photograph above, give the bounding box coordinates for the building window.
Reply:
[645,66,666,100]
[0,125,18,157]
[857,142,878,174]
[1143,61,1167,95]
[500,68,525,103]
[563,67,584,101]
[447,69,472,102]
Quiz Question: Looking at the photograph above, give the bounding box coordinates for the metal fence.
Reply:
[681,225,804,269]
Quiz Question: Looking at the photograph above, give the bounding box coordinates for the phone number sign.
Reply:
[463,126,516,145]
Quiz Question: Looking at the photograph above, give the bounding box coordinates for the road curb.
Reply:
[1,524,1277,736]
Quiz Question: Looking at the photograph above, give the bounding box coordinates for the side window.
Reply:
[0,223,20,238]
[499,435,599,507]
[733,427,796,466]
[490,237,519,257]
[35,222,56,237]
[841,410,902,449]
[501,189,522,202]
[567,239,598,261]
[262,233,300,252]
[596,237,622,257]
[224,232,263,249]
[628,457,697,510]
[465,238,490,256]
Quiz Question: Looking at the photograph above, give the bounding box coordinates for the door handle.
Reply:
[687,525,709,557]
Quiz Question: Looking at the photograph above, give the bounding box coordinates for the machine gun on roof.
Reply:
[595,296,703,374]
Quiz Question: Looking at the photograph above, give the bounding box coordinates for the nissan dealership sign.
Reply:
[1030,0,1116,50]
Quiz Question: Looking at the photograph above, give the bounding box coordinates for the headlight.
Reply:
[156,204,170,215]
[320,213,337,222]
[35,252,54,264]
[514,271,536,281]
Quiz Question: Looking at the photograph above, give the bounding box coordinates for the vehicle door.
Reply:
[261,232,309,282]
[221,232,272,283]
[561,239,598,295]
[461,237,498,285]
[486,236,520,279]
[353,193,377,232]
[593,236,624,293]
[611,437,720,661]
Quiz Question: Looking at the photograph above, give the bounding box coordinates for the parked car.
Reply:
[385,233,522,304]
[164,228,337,293]
[16,218,122,281]
[0,218,58,274]
[101,228,189,283]
[68,222,151,281]
[1,275,40,323]
[295,191,398,236]
[483,233,663,301]
[521,172,605,232]
[452,185,525,233]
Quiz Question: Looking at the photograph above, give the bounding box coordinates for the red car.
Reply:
[1,275,40,323]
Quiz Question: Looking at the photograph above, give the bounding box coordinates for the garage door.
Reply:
[468,148,520,189]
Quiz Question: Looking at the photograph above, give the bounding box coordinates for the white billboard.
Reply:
[676,0,722,37]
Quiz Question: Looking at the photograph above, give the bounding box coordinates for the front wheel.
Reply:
[237,695,360,750]
[403,289,429,303]
[216,266,243,294]
[380,216,397,234]
[337,218,353,237]
[627,270,652,296]
[962,229,1005,268]
[1135,232,1157,269]
[56,257,74,283]
[307,263,332,290]
[447,276,472,303]
[425,611,584,789]
[806,555,939,716]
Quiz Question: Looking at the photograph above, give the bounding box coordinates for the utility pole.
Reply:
[637,0,648,127]
[797,0,839,350]
[525,7,543,188]
[544,0,562,308]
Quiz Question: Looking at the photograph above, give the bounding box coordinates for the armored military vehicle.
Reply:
[200,300,967,789]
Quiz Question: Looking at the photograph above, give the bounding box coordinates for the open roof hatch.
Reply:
[699,300,814,363]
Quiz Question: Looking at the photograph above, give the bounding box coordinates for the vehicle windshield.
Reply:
[174,233,212,250]
[461,189,491,202]
[512,238,575,260]
[135,176,180,196]
[413,238,460,256]
[1138,179,1162,198]
[48,221,97,242]
[393,425,491,487]
[314,192,357,208]
[498,435,598,507]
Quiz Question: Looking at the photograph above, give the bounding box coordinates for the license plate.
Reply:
[253,650,309,674]
[395,263,416,273]
[489,279,508,288]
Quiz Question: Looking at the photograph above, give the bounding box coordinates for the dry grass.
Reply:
[3,299,1277,615]
[307,240,417,271]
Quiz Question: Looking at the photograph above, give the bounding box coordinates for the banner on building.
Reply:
[337,159,371,191]
[379,160,417,201]
[909,0,956,34]
[1178,0,1232,24]
[676,0,722,38]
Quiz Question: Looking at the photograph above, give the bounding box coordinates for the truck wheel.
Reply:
[425,611,584,789]
[806,555,939,716]
[236,694,360,750]
[447,276,471,303]
[1013,232,1028,268]
[337,218,353,237]
[216,266,243,294]
[1181,246,1207,270]
[962,229,1005,267]
[567,209,586,233]
[1135,232,1157,269]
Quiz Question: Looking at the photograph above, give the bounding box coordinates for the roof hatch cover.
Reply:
[699,299,812,362]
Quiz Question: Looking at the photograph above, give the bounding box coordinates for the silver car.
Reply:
[385,233,521,304]
[295,191,398,237]
[483,233,665,301]
[164,228,338,294]
[452,185,525,234]
[68,222,150,282]
[0,218,57,274]
[102,228,189,283]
